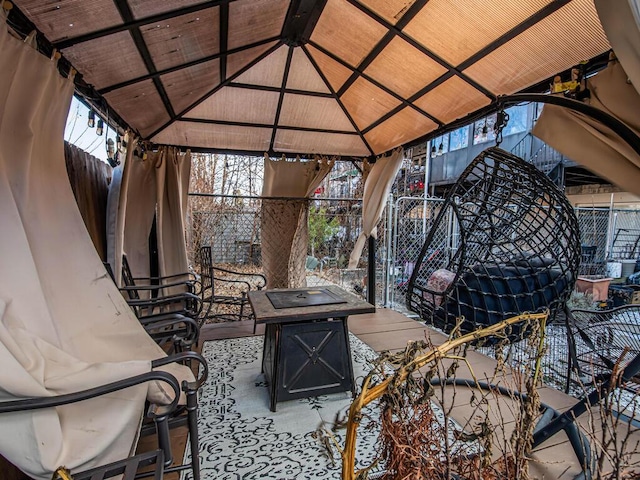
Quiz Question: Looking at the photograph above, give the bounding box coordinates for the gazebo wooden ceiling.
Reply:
[7,0,611,158]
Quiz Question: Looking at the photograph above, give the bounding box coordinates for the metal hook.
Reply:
[494,101,509,147]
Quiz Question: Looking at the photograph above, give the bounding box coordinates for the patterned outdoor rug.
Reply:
[184,334,384,479]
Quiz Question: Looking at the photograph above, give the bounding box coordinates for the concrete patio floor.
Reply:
[140,307,640,479]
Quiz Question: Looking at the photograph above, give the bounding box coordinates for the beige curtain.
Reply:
[156,147,192,289]
[532,59,640,196]
[107,146,191,291]
[0,18,190,479]
[349,148,404,269]
[64,142,112,260]
[261,155,334,288]
[595,0,640,92]
[106,135,140,287]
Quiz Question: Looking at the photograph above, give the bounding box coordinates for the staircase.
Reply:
[511,133,566,186]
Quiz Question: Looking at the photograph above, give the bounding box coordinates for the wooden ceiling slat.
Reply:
[112,0,176,121]
[98,36,279,95]
[302,44,374,156]
[52,0,233,49]
[6,0,615,157]
[147,40,283,139]
[141,7,220,72]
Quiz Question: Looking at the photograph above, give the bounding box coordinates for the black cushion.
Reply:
[432,262,572,340]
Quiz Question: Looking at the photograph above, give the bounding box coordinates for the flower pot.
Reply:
[575,275,612,302]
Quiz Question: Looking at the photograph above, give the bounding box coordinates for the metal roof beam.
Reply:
[53,1,235,49]
[112,0,176,121]
[147,41,284,139]
[97,37,279,95]
[281,0,328,46]
[302,45,374,157]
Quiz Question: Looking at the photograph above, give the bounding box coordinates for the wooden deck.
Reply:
[137,307,638,479]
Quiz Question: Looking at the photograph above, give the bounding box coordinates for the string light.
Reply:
[437,142,443,155]
[106,138,115,158]
[87,109,95,128]
[96,119,104,136]
[479,118,489,142]
[116,134,122,151]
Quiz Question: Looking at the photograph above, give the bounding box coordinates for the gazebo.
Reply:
[2,0,640,478]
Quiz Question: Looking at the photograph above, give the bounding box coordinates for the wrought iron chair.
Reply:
[120,255,203,320]
[104,260,201,353]
[199,245,266,331]
[0,352,208,480]
[566,304,640,391]
[526,305,640,478]
[407,147,581,341]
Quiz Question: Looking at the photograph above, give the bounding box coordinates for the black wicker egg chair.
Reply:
[406,147,581,341]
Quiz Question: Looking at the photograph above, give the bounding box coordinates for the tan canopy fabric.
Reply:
[0,18,190,478]
[106,135,139,287]
[349,148,404,269]
[8,0,612,157]
[261,154,334,288]
[532,58,640,196]
[595,0,640,92]
[107,145,191,293]
[156,147,192,290]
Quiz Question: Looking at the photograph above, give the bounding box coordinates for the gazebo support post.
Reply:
[367,236,375,305]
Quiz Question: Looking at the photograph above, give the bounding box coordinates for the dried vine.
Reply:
[341,312,549,480]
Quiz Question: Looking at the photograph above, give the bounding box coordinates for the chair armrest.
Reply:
[138,313,197,328]
[210,266,266,289]
[140,315,199,345]
[153,351,208,390]
[0,370,181,417]
[132,273,200,294]
[209,277,253,292]
[126,292,203,317]
[133,272,198,283]
[122,279,202,296]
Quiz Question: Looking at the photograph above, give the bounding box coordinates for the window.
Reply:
[473,114,496,145]
[503,104,528,136]
[449,126,469,151]
[430,134,449,156]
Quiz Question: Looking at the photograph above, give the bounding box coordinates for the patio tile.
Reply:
[165,307,640,479]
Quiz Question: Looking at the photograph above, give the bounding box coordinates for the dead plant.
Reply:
[340,312,549,480]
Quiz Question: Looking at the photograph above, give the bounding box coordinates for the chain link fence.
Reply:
[575,207,640,276]
[387,197,445,314]
[187,190,640,389]
[188,194,389,308]
[389,198,640,388]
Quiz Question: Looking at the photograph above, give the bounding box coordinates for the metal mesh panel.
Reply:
[609,209,640,261]
[574,207,640,276]
[389,197,445,312]
[575,207,610,276]
[187,194,381,321]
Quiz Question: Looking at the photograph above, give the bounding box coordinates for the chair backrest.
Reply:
[407,147,581,339]
[199,246,214,292]
[570,304,640,383]
[121,255,140,300]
